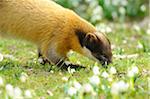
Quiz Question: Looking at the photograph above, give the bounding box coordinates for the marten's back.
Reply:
[0,0,69,44]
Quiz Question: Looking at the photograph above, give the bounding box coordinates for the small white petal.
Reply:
[127,70,134,77]
[6,84,14,97]
[148,78,150,91]
[73,81,82,90]
[24,90,32,98]
[101,71,109,78]
[14,87,22,98]
[146,29,150,35]
[67,87,77,96]
[106,26,112,33]
[50,70,54,74]
[131,66,139,74]
[83,83,93,93]
[137,42,143,49]
[20,72,28,83]
[140,5,146,12]
[117,81,129,92]
[109,67,117,74]
[0,76,4,86]
[62,77,68,82]
[47,90,53,96]
[111,81,129,95]
[133,25,140,32]
[93,66,100,75]
[89,75,100,85]
[128,66,139,77]
[101,85,106,90]
[108,77,113,82]
[0,53,3,62]
[119,7,126,15]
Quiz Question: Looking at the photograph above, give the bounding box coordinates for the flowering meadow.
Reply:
[0,0,149,99]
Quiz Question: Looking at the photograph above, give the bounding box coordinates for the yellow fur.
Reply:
[0,0,110,64]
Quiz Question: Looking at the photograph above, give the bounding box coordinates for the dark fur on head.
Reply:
[76,30,112,65]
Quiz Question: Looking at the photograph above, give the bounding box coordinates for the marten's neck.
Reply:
[74,17,96,34]
[66,10,96,34]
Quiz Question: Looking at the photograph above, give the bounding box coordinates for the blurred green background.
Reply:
[54,0,148,23]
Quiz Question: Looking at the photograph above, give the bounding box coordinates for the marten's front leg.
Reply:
[37,48,51,65]
[38,46,85,70]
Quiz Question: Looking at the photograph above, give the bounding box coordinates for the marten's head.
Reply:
[76,30,112,66]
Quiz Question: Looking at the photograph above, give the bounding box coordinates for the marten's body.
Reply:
[0,0,112,66]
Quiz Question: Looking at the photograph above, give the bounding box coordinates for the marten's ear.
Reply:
[75,30,99,48]
[83,33,99,52]
[84,33,98,44]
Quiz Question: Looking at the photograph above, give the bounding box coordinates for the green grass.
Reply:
[0,23,150,99]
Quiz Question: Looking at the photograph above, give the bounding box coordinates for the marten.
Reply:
[0,0,112,69]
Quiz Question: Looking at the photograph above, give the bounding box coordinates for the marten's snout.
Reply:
[93,53,112,66]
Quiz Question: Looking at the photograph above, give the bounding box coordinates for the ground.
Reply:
[0,22,149,99]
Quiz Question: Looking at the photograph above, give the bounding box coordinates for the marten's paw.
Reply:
[56,60,86,70]
[38,57,51,65]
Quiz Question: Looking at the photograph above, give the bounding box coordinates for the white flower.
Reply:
[108,77,113,82]
[93,66,100,75]
[50,70,54,74]
[101,71,109,78]
[131,66,139,74]
[111,81,129,95]
[89,75,100,85]
[6,84,14,97]
[0,76,4,86]
[67,87,77,96]
[140,5,146,12]
[14,87,22,98]
[73,81,82,90]
[77,61,81,65]
[123,40,127,44]
[20,72,28,83]
[24,90,32,98]
[0,53,3,62]
[106,27,112,33]
[83,83,93,93]
[109,67,117,74]
[47,90,53,96]
[101,85,106,90]
[133,25,140,32]
[148,78,150,91]
[119,7,126,15]
[62,77,68,82]
[127,66,139,77]
[146,29,150,35]
[137,42,143,49]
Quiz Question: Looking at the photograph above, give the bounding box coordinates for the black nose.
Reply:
[98,55,112,66]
